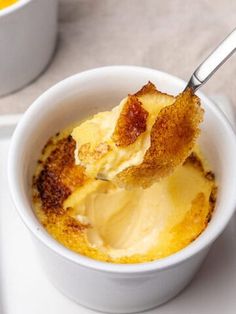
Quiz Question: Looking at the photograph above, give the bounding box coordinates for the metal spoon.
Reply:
[97,28,236,182]
[185,27,236,92]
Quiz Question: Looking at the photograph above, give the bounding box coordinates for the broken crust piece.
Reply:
[72,82,203,188]
[73,82,175,180]
[111,82,175,148]
[135,82,175,111]
[115,88,204,188]
[112,95,149,147]
[110,81,172,148]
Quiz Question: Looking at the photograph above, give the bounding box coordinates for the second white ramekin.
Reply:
[0,0,58,96]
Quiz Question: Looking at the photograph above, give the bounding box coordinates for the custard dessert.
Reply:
[32,83,217,264]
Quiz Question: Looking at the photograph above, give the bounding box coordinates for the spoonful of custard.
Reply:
[72,28,236,188]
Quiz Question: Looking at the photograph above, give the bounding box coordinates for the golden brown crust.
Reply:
[116,88,204,188]
[35,136,85,214]
[134,81,158,97]
[112,95,148,147]
[135,81,175,105]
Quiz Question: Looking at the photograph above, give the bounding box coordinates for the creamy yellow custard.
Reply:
[32,83,217,264]
[64,160,214,260]
[0,0,18,9]
[32,133,216,263]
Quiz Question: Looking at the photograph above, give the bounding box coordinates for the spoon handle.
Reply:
[186,28,236,92]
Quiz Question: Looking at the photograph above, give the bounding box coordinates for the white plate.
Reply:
[1,97,236,314]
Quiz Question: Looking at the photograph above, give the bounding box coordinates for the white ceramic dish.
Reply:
[8,66,236,313]
[2,101,236,313]
[0,0,58,96]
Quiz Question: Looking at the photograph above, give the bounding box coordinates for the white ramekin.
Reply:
[8,66,236,313]
[0,0,58,96]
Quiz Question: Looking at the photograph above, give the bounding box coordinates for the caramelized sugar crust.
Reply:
[116,88,204,188]
[76,82,175,181]
[34,135,85,215]
[112,95,148,147]
[135,81,172,99]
